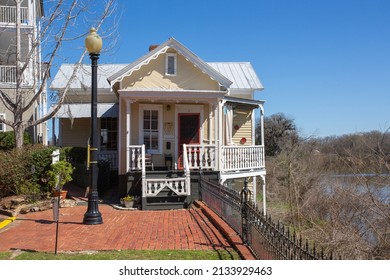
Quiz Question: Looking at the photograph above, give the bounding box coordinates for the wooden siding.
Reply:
[121,49,220,91]
[232,108,252,145]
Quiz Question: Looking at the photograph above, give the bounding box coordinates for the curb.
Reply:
[0,216,16,230]
[194,200,256,260]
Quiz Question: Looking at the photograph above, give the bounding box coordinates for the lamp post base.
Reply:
[83,190,103,225]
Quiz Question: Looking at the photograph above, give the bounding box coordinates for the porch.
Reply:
[120,143,265,210]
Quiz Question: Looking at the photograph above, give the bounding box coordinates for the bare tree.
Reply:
[0,0,118,148]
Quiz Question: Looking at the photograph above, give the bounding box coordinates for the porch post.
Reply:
[217,100,224,171]
[213,102,219,169]
[125,100,132,173]
[259,104,265,146]
[208,103,213,145]
[260,174,267,216]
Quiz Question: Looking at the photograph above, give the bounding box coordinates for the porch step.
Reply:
[142,195,190,210]
[142,201,189,210]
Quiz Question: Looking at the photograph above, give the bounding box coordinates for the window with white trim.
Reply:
[0,114,5,132]
[139,105,163,154]
[165,53,177,76]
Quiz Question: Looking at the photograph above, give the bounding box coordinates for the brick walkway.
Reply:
[0,204,233,253]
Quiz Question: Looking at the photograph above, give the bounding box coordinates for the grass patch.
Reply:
[3,249,240,260]
[0,252,12,260]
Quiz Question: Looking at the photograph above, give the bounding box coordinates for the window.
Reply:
[165,53,177,76]
[139,105,163,154]
[0,114,5,132]
[100,118,117,150]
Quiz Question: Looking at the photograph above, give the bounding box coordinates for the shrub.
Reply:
[28,145,59,193]
[0,149,29,198]
[0,145,61,198]
[46,161,75,190]
[16,179,41,202]
[0,131,31,150]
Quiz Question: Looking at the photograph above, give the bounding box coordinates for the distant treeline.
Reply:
[256,113,390,259]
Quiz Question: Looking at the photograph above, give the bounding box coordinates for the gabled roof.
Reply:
[208,62,264,90]
[50,64,127,90]
[107,37,233,89]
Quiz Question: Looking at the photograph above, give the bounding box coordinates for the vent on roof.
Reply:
[149,45,159,52]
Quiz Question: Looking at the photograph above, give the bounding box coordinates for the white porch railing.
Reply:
[128,145,143,171]
[143,177,190,197]
[184,144,265,173]
[128,144,191,198]
[0,6,28,24]
[0,65,16,84]
[185,144,216,170]
[98,151,118,170]
[221,145,265,172]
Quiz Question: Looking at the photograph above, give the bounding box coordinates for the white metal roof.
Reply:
[51,62,263,91]
[50,64,127,90]
[55,103,118,118]
[208,62,264,90]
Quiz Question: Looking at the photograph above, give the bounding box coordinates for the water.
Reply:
[322,174,390,246]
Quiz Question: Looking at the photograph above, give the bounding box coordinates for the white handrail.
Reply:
[0,6,28,24]
[185,144,217,170]
[0,65,16,83]
[182,144,191,191]
[221,145,265,172]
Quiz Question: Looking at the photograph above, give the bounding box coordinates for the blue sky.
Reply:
[74,0,390,138]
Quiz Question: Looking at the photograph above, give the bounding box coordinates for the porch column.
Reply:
[260,174,267,215]
[208,103,213,145]
[125,100,132,173]
[213,102,219,168]
[259,104,265,146]
[217,100,225,171]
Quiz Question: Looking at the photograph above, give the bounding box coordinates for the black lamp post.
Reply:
[83,28,103,225]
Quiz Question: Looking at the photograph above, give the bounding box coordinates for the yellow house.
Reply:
[51,38,266,210]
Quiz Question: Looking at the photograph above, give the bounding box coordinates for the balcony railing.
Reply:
[0,5,28,24]
[185,144,216,170]
[0,65,16,84]
[184,144,265,173]
[221,145,265,173]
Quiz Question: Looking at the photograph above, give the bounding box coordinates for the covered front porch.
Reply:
[118,95,266,210]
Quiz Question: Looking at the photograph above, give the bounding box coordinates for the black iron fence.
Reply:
[199,176,334,260]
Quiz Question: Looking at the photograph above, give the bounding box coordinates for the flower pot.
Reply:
[123,200,134,208]
[53,190,68,200]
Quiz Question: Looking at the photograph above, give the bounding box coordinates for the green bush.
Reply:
[0,149,29,198]
[46,161,75,190]
[0,131,31,150]
[0,145,61,198]
[28,145,59,193]
[16,179,41,202]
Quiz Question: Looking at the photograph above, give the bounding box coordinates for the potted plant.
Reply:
[46,161,75,199]
[121,195,134,208]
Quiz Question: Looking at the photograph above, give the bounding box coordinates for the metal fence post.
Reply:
[240,178,250,244]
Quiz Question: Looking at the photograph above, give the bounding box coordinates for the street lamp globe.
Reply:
[85,28,102,54]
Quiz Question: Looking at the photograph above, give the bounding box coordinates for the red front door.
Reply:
[178,113,200,169]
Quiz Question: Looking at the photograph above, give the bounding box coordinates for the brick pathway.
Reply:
[0,204,233,253]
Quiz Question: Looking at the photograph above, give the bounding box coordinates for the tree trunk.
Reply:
[14,123,25,149]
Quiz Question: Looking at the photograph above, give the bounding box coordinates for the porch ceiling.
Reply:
[224,96,265,110]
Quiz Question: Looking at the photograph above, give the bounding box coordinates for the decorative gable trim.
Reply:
[107,38,233,89]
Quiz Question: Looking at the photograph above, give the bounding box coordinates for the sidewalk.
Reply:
[0,184,255,259]
[0,204,228,252]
